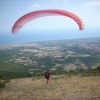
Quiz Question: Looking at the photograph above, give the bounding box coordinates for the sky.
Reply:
[0,0,100,44]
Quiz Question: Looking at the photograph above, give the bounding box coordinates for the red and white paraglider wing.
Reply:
[12,9,84,34]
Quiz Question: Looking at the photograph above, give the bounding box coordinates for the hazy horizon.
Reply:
[0,28,100,44]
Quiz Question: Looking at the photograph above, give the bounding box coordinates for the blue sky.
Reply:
[0,0,100,44]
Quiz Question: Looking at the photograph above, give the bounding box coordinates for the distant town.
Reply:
[0,37,100,77]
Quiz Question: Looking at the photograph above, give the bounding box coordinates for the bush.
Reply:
[26,73,33,77]
[0,74,3,79]
[0,73,10,90]
[97,66,100,71]
[0,81,6,89]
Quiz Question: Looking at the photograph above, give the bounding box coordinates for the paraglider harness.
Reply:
[45,71,50,79]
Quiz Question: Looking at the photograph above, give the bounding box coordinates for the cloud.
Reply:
[84,0,100,11]
[29,4,40,8]
[53,0,69,2]
[85,0,100,6]
[62,0,69,2]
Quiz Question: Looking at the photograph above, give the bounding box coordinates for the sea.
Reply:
[0,29,100,44]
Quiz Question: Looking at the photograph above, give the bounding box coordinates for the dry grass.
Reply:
[0,75,100,100]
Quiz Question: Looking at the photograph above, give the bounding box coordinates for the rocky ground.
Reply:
[0,75,100,100]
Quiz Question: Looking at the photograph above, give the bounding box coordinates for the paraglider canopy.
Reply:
[12,9,84,34]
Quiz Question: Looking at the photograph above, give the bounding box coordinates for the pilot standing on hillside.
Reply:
[43,70,50,84]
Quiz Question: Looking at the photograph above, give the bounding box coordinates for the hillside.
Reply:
[1,38,100,78]
[0,75,100,100]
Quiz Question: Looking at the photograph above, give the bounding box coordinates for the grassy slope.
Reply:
[0,75,100,100]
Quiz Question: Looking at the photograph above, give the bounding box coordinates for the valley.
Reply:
[0,37,100,78]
